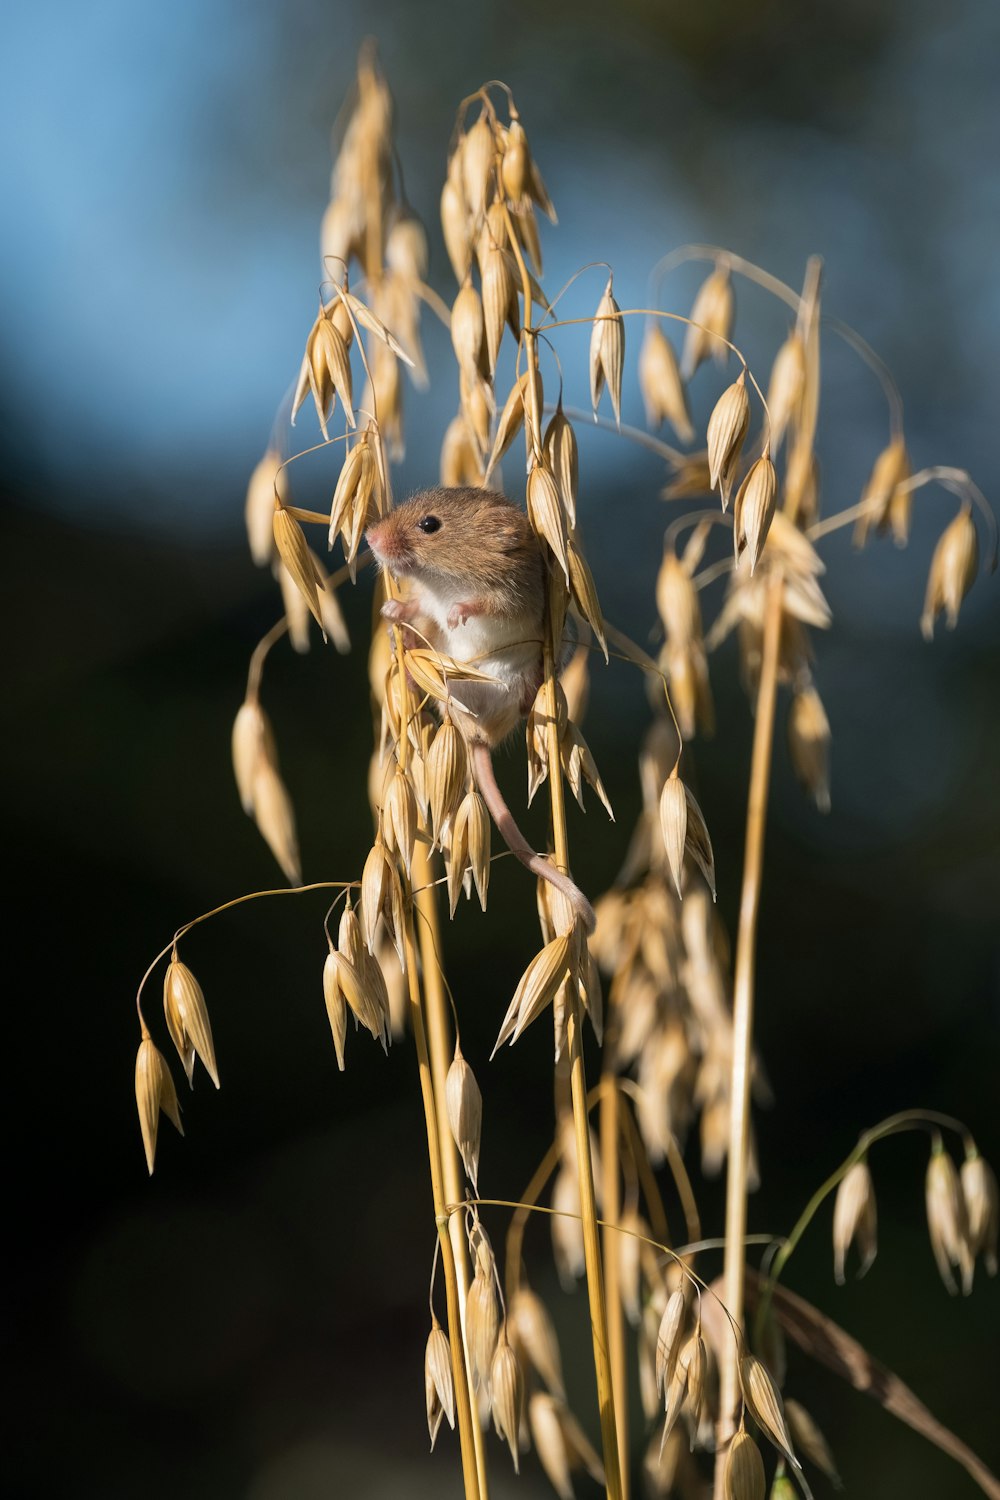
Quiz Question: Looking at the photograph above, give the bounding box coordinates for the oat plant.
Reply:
[132,46,999,1500]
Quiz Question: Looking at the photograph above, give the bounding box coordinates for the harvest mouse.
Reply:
[366,486,595,932]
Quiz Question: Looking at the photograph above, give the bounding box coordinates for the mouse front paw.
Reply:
[447,600,481,629]
[381,599,416,624]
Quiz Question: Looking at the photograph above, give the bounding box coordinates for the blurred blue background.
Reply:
[2,1,998,1496]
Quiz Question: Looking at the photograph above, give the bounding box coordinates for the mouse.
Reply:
[366,486,595,933]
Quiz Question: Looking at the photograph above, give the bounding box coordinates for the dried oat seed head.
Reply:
[490,1329,524,1470]
[231,699,278,817]
[724,1428,766,1500]
[245,448,287,566]
[962,1151,998,1278]
[739,1354,799,1469]
[135,1037,184,1175]
[682,263,734,379]
[854,435,909,548]
[640,322,694,443]
[510,1286,565,1397]
[926,1136,973,1293]
[832,1156,877,1283]
[250,759,302,885]
[765,333,806,453]
[272,506,325,632]
[788,685,831,814]
[425,1320,455,1448]
[493,931,575,1053]
[467,1266,500,1395]
[655,1286,688,1398]
[163,958,219,1089]
[527,458,570,583]
[706,372,750,507]
[543,403,579,525]
[426,716,467,847]
[446,1042,482,1189]
[589,276,624,425]
[733,452,778,573]
[382,768,417,877]
[784,1399,840,1486]
[454,788,491,910]
[322,947,348,1070]
[920,503,979,641]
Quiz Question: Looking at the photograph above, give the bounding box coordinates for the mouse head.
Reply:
[366,486,540,592]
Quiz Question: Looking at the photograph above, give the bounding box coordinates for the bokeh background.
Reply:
[3,0,998,1495]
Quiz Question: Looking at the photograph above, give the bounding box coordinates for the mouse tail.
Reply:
[469,740,596,934]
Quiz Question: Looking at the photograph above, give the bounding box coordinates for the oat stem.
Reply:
[714,571,785,1496]
[403,915,482,1500]
[600,1074,629,1498]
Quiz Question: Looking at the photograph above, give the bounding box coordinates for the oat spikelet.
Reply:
[493,931,575,1053]
[739,1354,799,1469]
[426,715,467,848]
[231,699,278,816]
[272,506,325,631]
[962,1151,999,1279]
[382,768,417,877]
[425,1320,456,1449]
[441,149,471,283]
[490,1328,523,1471]
[322,948,347,1070]
[510,1286,565,1398]
[543,402,579,525]
[920,503,979,641]
[445,1042,482,1189]
[590,275,624,425]
[832,1157,877,1283]
[765,333,806,453]
[854,435,909,548]
[655,1287,687,1398]
[163,958,219,1088]
[784,1399,840,1486]
[658,777,715,900]
[567,536,608,660]
[788,686,831,814]
[733,452,777,573]
[527,458,570,583]
[466,1266,500,1395]
[529,1393,605,1500]
[453,789,490,910]
[926,1136,973,1294]
[329,434,377,550]
[706,372,750,508]
[682,263,734,379]
[639,322,693,443]
[135,1037,184,1175]
[723,1428,765,1500]
[244,448,286,566]
[451,277,484,381]
[250,759,302,884]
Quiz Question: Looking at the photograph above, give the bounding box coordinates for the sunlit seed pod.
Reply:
[925,1137,973,1294]
[854,435,910,547]
[484,369,530,473]
[450,278,485,381]
[459,368,495,464]
[563,725,614,820]
[706,372,750,504]
[381,768,417,877]
[319,196,360,280]
[445,1043,482,1190]
[510,1286,565,1398]
[920,503,979,641]
[482,246,515,374]
[135,1037,184,1175]
[733,453,778,573]
[656,549,701,647]
[490,1330,524,1471]
[329,437,376,548]
[332,950,383,1045]
[276,559,311,654]
[501,115,531,203]
[739,1354,798,1469]
[322,948,347,1070]
[784,1399,840,1486]
[615,1208,645,1325]
[313,558,351,656]
[549,1165,585,1287]
[440,413,485,487]
[559,643,590,726]
[466,1267,500,1395]
[528,1393,573,1500]
[441,173,471,284]
[961,1152,999,1277]
[787,685,831,815]
[231,699,277,816]
[244,448,287,566]
[163,958,219,1089]
[250,759,302,885]
[658,776,688,899]
[589,276,624,425]
[424,1320,455,1449]
[660,1351,689,1448]
[272,507,325,631]
[724,1429,765,1500]
[337,902,364,967]
[312,317,356,435]
[662,451,713,500]
[492,931,573,1053]
[832,1156,877,1283]
[680,1329,707,1425]
[360,839,391,951]
[329,292,354,349]
[454,789,490,910]
[375,924,407,1036]
[655,1287,688,1397]
[681,263,734,379]
[477,200,511,270]
[385,206,428,282]
[765,332,806,453]
[426,715,467,847]
[639,322,694,443]
[567,536,608,660]
[543,403,579,525]
[510,200,543,274]
[462,112,496,219]
[527,460,570,582]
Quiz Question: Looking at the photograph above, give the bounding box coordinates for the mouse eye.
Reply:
[416,515,441,534]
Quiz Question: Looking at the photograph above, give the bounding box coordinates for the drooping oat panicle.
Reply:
[445,1042,482,1189]
[272,506,325,632]
[787,684,831,814]
[490,1328,524,1471]
[231,699,278,816]
[723,1428,766,1500]
[527,458,570,582]
[765,332,806,453]
[854,435,910,548]
[784,1399,840,1486]
[425,1319,456,1449]
[961,1151,998,1278]
[322,947,348,1070]
[163,958,219,1089]
[732,452,778,573]
[590,275,624,425]
[706,372,750,508]
[135,1037,184,1175]
[832,1156,877,1283]
[244,448,287,566]
[639,322,693,442]
[920,503,979,641]
[510,1286,565,1398]
[739,1354,799,1469]
[250,759,302,884]
[925,1137,973,1294]
[543,402,579,525]
[682,262,734,379]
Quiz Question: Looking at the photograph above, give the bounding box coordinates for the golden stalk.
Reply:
[714,571,784,1495]
[600,1075,630,1498]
